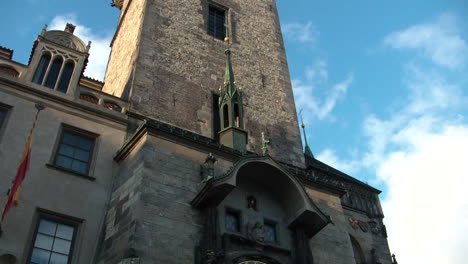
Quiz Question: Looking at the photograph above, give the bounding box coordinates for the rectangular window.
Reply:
[208,4,226,40]
[264,221,277,243]
[225,210,240,232]
[0,108,6,129]
[29,218,76,264]
[54,128,96,175]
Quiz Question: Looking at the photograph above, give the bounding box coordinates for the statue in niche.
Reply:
[247,196,257,211]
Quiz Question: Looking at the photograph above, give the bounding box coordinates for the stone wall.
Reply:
[0,75,126,263]
[105,0,305,167]
[103,0,146,98]
[101,132,234,263]
[305,186,392,264]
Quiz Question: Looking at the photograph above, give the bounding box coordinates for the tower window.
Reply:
[56,61,74,93]
[32,53,51,85]
[208,4,226,40]
[212,93,221,139]
[222,104,229,129]
[44,57,63,89]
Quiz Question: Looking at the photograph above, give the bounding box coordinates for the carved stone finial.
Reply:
[111,0,124,9]
[40,24,48,36]
[64,23,76,34]
[261,132,270,156]
[86,41,92,53]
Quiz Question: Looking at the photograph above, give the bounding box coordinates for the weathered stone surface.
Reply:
[104,0,305,167]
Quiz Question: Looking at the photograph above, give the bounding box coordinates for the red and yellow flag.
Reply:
[1,104,44,223]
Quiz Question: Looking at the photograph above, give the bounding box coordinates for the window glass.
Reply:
[0,109,6,129]
[44,57,63,89]
[29,219,75,264]
[226,211,240,232]
[208,5,226,40]
[54,130,95,175]
[264,222,277,242]
[56,62,74,93]
[32,54,51,85]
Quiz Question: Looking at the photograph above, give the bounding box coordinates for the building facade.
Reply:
[0,1,393,263]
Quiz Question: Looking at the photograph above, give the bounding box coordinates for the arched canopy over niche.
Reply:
[191,156,330,238]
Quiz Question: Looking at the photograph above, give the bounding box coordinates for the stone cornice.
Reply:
[115,113,381,196]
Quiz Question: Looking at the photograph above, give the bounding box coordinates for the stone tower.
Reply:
[103,0,304,166]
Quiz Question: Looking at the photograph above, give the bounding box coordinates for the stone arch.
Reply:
[350,235,365,264]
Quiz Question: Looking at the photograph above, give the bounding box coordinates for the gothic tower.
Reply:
[104,0,304,166]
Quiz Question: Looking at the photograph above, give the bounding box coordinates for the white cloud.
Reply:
[49,15,112,81]
[293,60,353,120]
[384,13,468,70]
[308,13,468,263]
[282,22,319,45]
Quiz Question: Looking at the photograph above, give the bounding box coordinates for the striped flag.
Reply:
[1,104,44,223]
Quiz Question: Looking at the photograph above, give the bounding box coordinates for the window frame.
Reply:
[26,209,82,264]
[0,103,12,143]
[207,2,228,41]
[49,124,99,178]
[263,219,278,244]
[225,208,242,234]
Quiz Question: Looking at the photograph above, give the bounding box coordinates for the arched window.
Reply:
[57,61,74,93]
[350,235,365,264]
[223,104,229,129]
[234,103,240,128]
[32,53,51,84]
[44,57,63,89]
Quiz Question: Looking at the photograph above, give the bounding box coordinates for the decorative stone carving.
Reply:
[201,153,217,183]
[248,222,265,243]
[358,220,369,232]
[348,217,359,230]
[54,35,77,49]
[368,220,382,235]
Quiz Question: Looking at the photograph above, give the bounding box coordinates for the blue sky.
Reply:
[1,0,468,263]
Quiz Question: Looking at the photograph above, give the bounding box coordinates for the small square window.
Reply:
[226,210,240,232]
[28,218,77,264]
[264,221,277,243]
[53,127,96,175]
[208,4,226,40]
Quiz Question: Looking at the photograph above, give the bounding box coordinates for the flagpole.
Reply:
[0,103,45,236]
